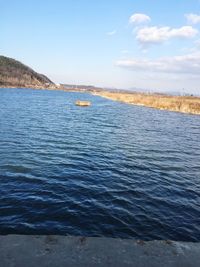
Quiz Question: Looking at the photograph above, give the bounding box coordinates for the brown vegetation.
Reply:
[0,55,54,88]
[1,55,199,115]
[75,100,91,106]
[92,91,200,115]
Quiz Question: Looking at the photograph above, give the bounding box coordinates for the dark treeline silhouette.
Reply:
[0,56,54,88]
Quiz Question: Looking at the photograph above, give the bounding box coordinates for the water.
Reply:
[0,88,200,241]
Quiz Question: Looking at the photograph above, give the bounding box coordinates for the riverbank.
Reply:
[92,91,200,115]
[0,85,61,90]
[1,235,200,267]
[1,86,200,115]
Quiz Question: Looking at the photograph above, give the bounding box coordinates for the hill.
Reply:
[0,56,54,88]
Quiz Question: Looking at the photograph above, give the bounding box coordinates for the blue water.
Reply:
[0,88,200,241]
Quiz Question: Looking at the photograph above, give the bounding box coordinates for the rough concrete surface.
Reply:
[0,235,200,267]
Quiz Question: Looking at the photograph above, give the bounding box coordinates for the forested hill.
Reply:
[0,56,54,88]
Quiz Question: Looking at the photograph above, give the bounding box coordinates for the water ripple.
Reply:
[0,88,200,241]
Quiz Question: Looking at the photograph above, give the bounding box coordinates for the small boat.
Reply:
[75,100,91,107]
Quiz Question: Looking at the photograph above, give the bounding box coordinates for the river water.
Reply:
[0,88,200,241]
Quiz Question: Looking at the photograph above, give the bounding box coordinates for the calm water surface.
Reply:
[0,88,200,241]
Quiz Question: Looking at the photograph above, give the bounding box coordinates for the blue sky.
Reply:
[1,0,200,94]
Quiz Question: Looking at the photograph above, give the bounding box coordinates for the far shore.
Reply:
[91,91,200,115]
[1,85,200,115]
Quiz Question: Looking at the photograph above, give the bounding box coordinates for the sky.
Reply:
[1,0,200,94]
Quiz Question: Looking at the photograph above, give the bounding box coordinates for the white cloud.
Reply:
[194,39,200,48]
[116,53,200,75]
[107,30,117,36]
[129,13,151,24]
[185,13,200,24]
[136,26,198,45]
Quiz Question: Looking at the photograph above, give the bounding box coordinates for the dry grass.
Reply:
[93,91,200,115]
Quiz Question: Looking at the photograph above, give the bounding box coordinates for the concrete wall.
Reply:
[0,235,199,267]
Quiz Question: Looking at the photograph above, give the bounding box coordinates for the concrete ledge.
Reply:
[0,235,199,267]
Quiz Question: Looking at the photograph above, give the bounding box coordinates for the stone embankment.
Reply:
[0,235,200,267]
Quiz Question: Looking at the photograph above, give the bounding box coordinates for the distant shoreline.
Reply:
[1,86,200,115]
[91,91,200,115]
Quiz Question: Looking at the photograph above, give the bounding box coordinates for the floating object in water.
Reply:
[75,100,91,107]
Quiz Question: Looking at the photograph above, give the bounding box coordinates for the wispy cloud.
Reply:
[129,13,151,25]
[106,30,117,36]
[185,13,200,24]
[136,26,198,46]
[116,53,200,75]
